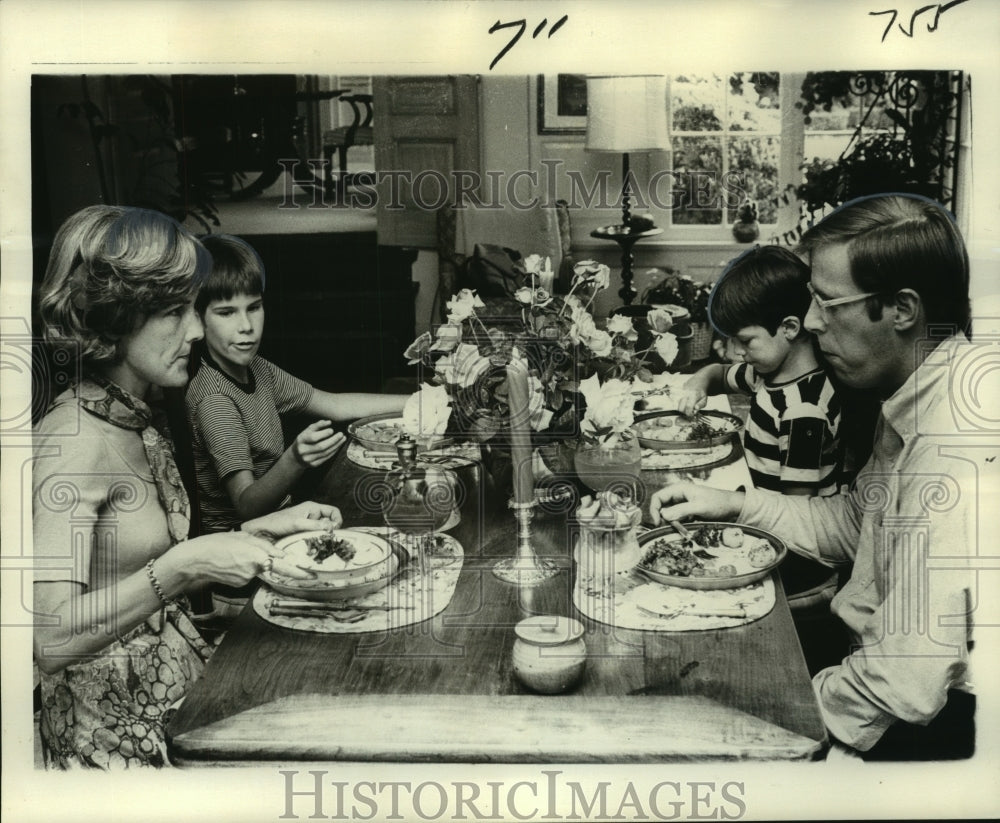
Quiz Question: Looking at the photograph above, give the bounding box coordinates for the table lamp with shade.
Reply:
[585,75,669,305]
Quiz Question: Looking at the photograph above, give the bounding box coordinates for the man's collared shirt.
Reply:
[738,334,976,751]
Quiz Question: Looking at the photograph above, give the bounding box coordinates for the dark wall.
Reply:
[242,232,418,393]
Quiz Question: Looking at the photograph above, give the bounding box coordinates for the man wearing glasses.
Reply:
[650,193,977,759]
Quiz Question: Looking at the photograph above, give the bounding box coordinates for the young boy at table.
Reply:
[186,235,406,612]
[677,245,844,497]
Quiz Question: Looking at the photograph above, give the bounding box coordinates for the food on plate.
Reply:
[304,532,357,565]
[640,525,777,579]
[721,527,744,548]
[354,419,405,445]
[643,538,703,577]
[748,544,778,568]
[635,414,739,443]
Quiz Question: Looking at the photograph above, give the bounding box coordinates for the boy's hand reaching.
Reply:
[293,420,345,468]
[676,381,708,418]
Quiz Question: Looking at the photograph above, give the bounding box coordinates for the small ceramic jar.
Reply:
[512,616,587,694]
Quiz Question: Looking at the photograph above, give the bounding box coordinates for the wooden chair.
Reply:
[322,93,373,189]
[435,198,575,322]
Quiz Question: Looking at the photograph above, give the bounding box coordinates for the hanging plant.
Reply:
[794,71,960,216]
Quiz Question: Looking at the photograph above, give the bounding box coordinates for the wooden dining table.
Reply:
[167,409,828,765]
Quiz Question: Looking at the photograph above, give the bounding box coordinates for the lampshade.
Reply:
[585,75,669,153]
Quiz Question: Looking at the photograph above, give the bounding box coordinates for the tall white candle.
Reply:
[505,360,535,506]
[539,256,554,293]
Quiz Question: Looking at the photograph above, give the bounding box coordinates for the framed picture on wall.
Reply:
[537,74,587,134]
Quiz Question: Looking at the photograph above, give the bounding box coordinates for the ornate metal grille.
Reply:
[797,70,964,212]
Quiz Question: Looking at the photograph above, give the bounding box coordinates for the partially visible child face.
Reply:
[729,324,791,377]
[202,292,264,380]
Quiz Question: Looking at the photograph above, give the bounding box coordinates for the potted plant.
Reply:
[732,199,760,243]
[641,269,716,363]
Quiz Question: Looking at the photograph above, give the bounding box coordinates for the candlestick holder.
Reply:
[492,501,558,585]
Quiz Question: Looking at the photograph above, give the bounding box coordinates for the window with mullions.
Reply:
[668,72,782,228]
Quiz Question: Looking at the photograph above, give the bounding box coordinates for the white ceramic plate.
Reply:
[636,522,786,591]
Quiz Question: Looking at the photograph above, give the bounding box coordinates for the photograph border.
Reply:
[4,2,1000,822]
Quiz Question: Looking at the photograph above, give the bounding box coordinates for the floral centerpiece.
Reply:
[401,258,681,461]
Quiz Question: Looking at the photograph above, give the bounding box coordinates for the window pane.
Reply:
[727,72,780,132]
[727,136,780,222]
[803,133,853,163]
[671,136,722,225]
[671,74,723,132]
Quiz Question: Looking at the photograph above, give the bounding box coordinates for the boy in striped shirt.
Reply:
[678,246,843,497]
[186,235,406,615]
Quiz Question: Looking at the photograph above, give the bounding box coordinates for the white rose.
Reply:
[647,308,674,334]
[653,331,679,366]
[584,328,614,357]
[430,323,462,352]
[514,287,534,305]
[573,260,610,290]
[606,314,635,337]
[402,384,452,438]
[403,331,432,364]
[533,288,553,307]
[569,311,598,345]
[459,288,486,308]
[445,289,485,323]
[435,343,486,387]
[523,253,543,274]
[579,376,634,436]
[591,263,611,290]
[562,294,584,315]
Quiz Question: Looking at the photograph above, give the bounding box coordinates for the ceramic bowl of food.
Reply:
[635,522,786,591]
[273,529,397,584]
[633,410,743,451]
[259,530,407,603]
[348,412,451,454]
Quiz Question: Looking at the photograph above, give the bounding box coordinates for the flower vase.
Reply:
[573,434,643,498]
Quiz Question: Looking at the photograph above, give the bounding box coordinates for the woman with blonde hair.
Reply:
[33,206,337,768]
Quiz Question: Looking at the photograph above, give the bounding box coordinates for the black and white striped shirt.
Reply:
[725,363,843,496]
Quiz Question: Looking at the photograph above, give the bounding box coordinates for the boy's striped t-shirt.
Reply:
[186,354,313,533]
[724,363,843,496]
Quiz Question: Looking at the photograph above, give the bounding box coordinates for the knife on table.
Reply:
[270,599,414,612]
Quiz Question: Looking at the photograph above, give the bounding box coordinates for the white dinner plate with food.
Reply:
[635,522,786,591]
[259,529,405,602]
[633,410,744,451]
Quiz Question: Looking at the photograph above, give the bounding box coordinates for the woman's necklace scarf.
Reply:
[77,375,190,545]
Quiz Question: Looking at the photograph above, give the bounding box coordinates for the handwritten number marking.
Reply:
[489,15,568,70]
[870,0,970,43]
[488,19,526,71]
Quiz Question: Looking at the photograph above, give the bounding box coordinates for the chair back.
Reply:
[436,198,574,321]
